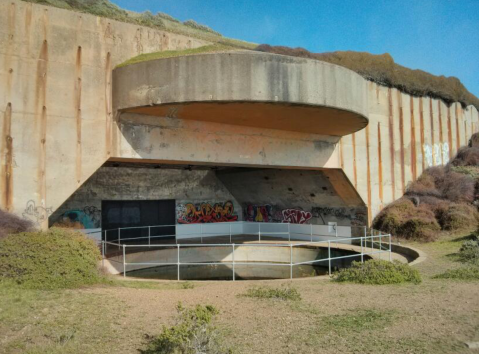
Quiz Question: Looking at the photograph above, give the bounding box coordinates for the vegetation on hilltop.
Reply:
[256,45,479,110]
[373,133,479,241]
[21,0,256,49]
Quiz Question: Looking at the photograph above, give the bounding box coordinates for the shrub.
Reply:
[436,203,479,231]
[0,209,34,239]
[156,12,180,23]
[0,228,102,289]
[373,198,440,241]
[140,303,231,354]
[450,146,479,167]
[434,267,479,281]
[242,286,302,301]
[333,260,422,285]
[457,239,479,265]
[440,171,475,203]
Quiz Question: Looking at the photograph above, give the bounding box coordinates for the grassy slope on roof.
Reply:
[21,0,256,50]
[116,44,239,68]
[256,45,479,110]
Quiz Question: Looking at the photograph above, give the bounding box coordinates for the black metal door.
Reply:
[102,200,176,243]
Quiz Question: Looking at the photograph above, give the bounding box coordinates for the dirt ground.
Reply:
[1,231,478,354]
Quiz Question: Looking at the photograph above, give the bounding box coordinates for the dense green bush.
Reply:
[0,228,102,289]
[141,303,231,354]
[334,260,421,285]
[457,239,479,265]
[242,286,301,301]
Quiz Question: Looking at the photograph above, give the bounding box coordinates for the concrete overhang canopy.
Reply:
[113,51,369,136]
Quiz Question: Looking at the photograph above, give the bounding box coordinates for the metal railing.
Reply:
[100,222,392,281]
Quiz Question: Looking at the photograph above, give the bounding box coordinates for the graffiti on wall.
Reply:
[176,201,238,224]
[56,206,102,229]
[244,204,312,224]
[312,207,367,226]
[281,209,312,224]
[22,200,53,226]
[423,142,449,167]
[244,204,281,222]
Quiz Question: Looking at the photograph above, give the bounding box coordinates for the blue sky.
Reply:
[114,0,479,97]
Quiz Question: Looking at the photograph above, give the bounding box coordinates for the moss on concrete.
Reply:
[116,44,239,68]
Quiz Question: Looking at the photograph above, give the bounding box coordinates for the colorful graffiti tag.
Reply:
[244,204,280,222]
[176,201,238,224]
[281,209,312,224]
[57,206,101,229]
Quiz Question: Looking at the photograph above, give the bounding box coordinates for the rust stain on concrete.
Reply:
[410,96,417,180]
[339,138,344,170]
[419,98,425,172]
[2,103,13,211]
[75,46,82,184]
[352,132,358,189]
[377,122,383,206]
[456,104,461,150]
[430,98,435,164]
[388,88,396,200]
[366,125,372,223]
[105,52,112,157]
[25,2,32,55]
[447,106,453,159]
[398,91,405,193]
[438,101,444,162]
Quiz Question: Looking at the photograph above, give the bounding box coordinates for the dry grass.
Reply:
[0,209,34,239]
[255,45,479,110]
[2,229,479,353]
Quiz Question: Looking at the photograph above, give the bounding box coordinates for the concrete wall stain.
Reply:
[388,88,396,200]
[365,125,372,223]
[419,98,426,172]
[398,91,405,194]
[105,52,113,157]
[447,106,453,159]
[352,132,357,189]
[455,104,461,150]
[2,104,14,211]
[410,96,417,181]
[438,101,444,163]
[429,98,436,165]
[75,46,83,184]
[377,122,383,207]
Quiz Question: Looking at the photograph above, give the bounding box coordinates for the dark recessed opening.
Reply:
[310,193,316,197]
[288,187,293,192]
[322,187,328,191]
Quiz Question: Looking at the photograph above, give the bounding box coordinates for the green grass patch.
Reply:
[434,267,479,281]
[242,285,301,301]
[108,279,195,290]
[117,44,238,68]
[320,309,395,333]
[140,303,231,354]
[333,260,422,285]
[0,228,103,290]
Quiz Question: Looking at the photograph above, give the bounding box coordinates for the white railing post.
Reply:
[177,244,180,281]
[360,236,364,263]
[232,244,235,281]
[148,226,151,246]
[379,233,382,260]
[328,240,331,276]
[290,244,293,280]
[101,241,105,268]
[122,244,126,278]
[258,223,261,242]
[310,223,313,242]
[389,234,392,262]
[335,225,338,238]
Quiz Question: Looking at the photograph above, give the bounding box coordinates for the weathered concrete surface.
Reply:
[0,0,208,228]
[1,0,479,228]
[113,52,369,136]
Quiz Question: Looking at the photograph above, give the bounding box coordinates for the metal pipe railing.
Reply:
[100,222,393,281]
